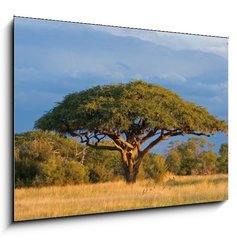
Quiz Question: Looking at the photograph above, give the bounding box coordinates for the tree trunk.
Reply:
[123,163,138,183]
[121,151,141,184]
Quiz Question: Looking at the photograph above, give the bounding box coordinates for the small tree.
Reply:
[166,138,218,175]
[166,149,182,175]
[217,143,228,173]
[35,81,227,183]
[197,151,217,174]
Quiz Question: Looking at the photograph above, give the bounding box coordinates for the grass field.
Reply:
[14,174,228,221]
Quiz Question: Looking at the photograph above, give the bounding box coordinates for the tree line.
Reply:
[14,131,228,188]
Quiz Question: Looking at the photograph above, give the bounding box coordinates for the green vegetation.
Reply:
[15,131,228,188]
[15,131,169,187]
[166,138,228,175]
[217,143,228,173]
[34,80,227,183]
[15,131,89,187]
[141,154,168,183]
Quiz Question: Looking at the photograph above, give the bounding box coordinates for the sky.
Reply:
[14,17,228,154]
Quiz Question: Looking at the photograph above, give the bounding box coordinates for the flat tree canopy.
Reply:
[35,80,227,183]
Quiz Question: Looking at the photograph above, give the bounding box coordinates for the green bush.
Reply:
[15,159,40,187]
[85,147,123,183]
[33,156,89,186]
[166,138,223,176]
[15,131,90,187]
[141,153,168,183]
[217,143,228,173]
[166,150,181,175]
[197,151,217,174]
[14,130,123,187]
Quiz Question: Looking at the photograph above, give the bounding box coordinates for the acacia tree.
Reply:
[35,80,227,183]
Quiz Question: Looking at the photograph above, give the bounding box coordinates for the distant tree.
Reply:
[197,151,217,174]
[35,81,227,183]
[166,138,217,175]
[217,143,228,173]
[166,149,182,175]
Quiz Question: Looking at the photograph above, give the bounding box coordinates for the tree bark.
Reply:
[121,151,141,184]
[123,163,138,183]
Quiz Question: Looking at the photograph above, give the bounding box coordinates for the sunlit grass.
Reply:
[14,174,228,221]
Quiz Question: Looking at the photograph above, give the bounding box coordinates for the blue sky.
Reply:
[14,17,228,153]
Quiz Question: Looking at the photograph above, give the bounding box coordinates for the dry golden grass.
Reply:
[14,174,228,221]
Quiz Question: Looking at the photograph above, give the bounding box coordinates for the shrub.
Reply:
[217,143,228,173]
[33,156,89,186]
[166,138,220,176]
[84,147,123,183]
[142,153,168,183]
[15,131,89,187]
[14,130,123,187]
[15,159,40,187]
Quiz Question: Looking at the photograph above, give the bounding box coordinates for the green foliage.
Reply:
[14,131,123,187]
[15,130,85,162]
[15,131,89,187]
[33,156,89,187]
[166,150,181,175]
[166,138,218,175]
[83,148,123,183]
[14,131,227,188]
[140,153,168,182]
[197,151,217,174]
[217,143,228,173]
[35,80,227,136]
[15,159,41,187]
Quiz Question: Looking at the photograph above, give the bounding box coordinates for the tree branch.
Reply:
[141,130,164,157]
[94,130,135,149]
[140,128,160,144]
[68,130,88,137]
[85,142,119,151]
[69,127,212,156]
[69,130,121,151]
[185,131,211,137]
[141,129,212,157]
[117,136,134,149]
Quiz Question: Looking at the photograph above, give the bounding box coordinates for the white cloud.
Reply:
[91,25,228,59]
[155,33,228,59]
[160,73,187,84]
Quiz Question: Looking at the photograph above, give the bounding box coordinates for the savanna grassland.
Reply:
[14,174,228,221]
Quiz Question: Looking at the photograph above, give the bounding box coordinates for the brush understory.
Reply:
[14,174,228,221]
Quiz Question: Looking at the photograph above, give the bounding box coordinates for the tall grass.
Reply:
[14,174,228,221]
